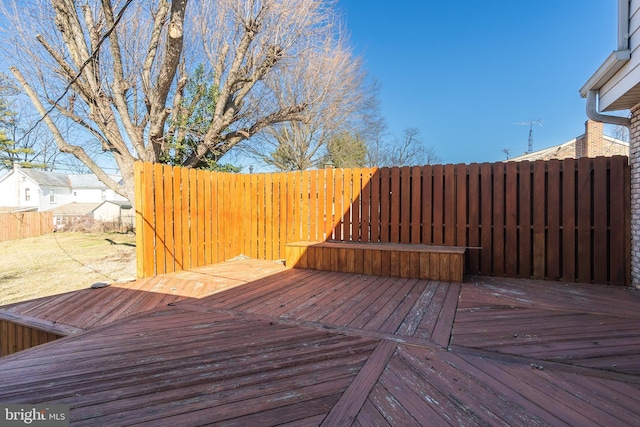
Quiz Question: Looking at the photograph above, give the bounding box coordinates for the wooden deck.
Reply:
[1,261,639,425]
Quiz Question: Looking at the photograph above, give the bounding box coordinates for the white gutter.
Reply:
[579,49,631,98]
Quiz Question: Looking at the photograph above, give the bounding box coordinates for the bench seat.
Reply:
[285,241,465,282]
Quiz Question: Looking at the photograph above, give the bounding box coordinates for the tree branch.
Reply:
[11,66,123,196]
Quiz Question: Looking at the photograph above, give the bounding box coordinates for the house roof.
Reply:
[0,206,38,213]
[92,200,133,211]
[0,167,123,190]
[19,169,70,187]
[508,135,628,162]
[42,202,101,215]
[69,174,122,189]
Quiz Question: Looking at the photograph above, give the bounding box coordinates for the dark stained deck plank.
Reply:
[381,280,438,335]
[239,270,351,317]
[330,278,411,329]
[462,276,640,317]
[429,281,461,347]
[276,272,375,321]
[366,382,419,426]
[320,340,396,426]
[359,279,425,332]
[315,276,398,325]
[453,278,640,375]
[355,399,393,427]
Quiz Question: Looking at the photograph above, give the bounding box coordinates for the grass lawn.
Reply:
[0,232,136,306]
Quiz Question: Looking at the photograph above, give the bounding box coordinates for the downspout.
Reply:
[586,90,631,128]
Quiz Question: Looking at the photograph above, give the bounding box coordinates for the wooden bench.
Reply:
[285,241,465,282]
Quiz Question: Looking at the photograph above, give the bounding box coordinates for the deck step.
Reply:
[285,241,465,282]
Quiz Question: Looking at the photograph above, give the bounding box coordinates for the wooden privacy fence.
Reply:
[135,156,630,285]
[0,212,53,242]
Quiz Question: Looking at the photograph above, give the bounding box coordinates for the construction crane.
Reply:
[514,119,543,153]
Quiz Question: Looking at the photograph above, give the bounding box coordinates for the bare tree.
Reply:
[1,0,349,204]
[367,127,440,167]
[238,30,381,171]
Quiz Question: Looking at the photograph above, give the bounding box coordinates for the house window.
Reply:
[24,188,30,202]
[101,189,106,201]
[49,188,56,203]
[73,191,77,197]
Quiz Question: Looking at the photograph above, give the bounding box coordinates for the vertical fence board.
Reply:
[210,171,220,263]
[480,163,493,276]
[203,170,213,266]
[411,166,422,244]
[309,170,317,243]
[390,168,401,243]
[325,168,335,240]
[610,156,626,285]
[504,161,518,277]
[171,168,184,271]
[577,158,592,282]
[352,169,362,241]
[492,162,505,276]
[593,157,608,284]
[301,171,310,242]
[278,173,288,258]
[172,166,183,272]
[421,165,433,244]
[334,169,343,241]
[258,174,266,259]
[142,162,156,277]
[467,164,480,274]
[153,163,166,275]
[362,168,372,242]
[188,169,198,268]
[455,164,467,248]
[562,159,576,281]
[518,162,532,278]
[532,161,546,280]
[400,166,411,243]
[162,165,175,273]
[370,168,380,242]
[380,168,390,242]
[432,165,444,245]
[196,170,206,266]
[546,160,561,281]
[134,162,145,278]
[444,164,456,246]
[265,173,274,259]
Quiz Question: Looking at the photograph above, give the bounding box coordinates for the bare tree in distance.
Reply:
[239,34,382,171]
[367,127,440,167]
[1,0,354,204]
[608,124,630,142]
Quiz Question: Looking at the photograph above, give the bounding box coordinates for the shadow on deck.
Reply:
[1,260,639,426]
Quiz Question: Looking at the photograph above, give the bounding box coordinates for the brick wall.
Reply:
[630,106,640,288]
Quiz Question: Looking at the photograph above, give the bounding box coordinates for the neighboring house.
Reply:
[0,163,129,226]
[580,0,640,287]
[92,200,134,227]
[45,202,101,229]
[509,120,628,162]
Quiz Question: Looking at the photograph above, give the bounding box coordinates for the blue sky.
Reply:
[338,1,622,164]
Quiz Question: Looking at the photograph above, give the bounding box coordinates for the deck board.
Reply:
[1,263,640,425]
[453,276,640,375]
